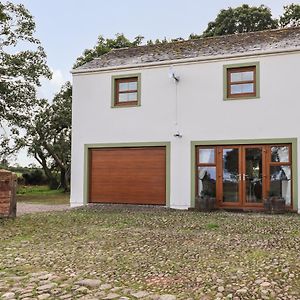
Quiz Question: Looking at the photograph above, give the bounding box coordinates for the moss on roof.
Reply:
[75,27,300,71]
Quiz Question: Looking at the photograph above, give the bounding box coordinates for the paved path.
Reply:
[17,203,70,216]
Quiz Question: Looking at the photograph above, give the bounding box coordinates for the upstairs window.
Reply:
[112,74,141,108]
[224,62,260,100]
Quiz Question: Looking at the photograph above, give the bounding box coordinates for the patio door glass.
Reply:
[222,147,241,204]
[244,147,263,204]
[196,144,292,209]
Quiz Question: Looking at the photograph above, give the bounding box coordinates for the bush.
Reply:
[22,169,47,185]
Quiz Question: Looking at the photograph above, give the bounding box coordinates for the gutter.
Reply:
[71,47,300,75]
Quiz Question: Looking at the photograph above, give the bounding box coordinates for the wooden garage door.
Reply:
[89,147,166,205]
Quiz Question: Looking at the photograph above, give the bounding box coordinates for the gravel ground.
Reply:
[17,203,70,216]
[0,206,300,300]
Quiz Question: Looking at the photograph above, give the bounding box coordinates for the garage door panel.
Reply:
[89,147,166,205]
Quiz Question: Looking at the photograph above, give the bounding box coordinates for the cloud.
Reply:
[50,69,65,88]
[38,68,68,101]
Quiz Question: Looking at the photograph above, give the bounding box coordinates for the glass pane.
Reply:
[231,84,242,94]
[223,148,239,202]
[128,92,137,101]
[231,71,254,82]
[271,146,289,163]
[128,81,137,90]
[198,167,216,197]
[119,82,129,92]
[270,166,291,206]
[118,93,129,102]
[199,148,215,164]
[242,71,254,81]
[245,148,263,203]
[231,83,254,94]
[242,83,254,93]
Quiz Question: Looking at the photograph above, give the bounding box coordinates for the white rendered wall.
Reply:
[71,52,300,211]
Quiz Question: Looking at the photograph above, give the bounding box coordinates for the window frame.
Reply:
[266,144,293,208]
[223,62,260,101]
[196,146,217,197]
[111,73,141,108]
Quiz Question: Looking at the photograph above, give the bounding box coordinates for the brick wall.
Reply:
[0,169,17,217]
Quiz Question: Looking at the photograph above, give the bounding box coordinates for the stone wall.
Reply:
[0,169,17,217]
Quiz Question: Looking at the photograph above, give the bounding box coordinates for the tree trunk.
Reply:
[34,151,58,189]
[60,167,70,192]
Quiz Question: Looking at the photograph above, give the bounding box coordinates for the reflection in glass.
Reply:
[271,146,289,163]
[231,83,254,94]
[245,148,263,203]
[270,166,291,206]
[128,81,137,90]
[199,148,215,164]
[118,92,137,102]
[231,71,254,82]
[223,148,239,202]
[198,167,216,197]
[119,81,137,92]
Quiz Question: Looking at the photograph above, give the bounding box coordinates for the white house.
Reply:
[71,27,300,212]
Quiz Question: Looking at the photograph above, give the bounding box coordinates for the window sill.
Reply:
[111,103,141,109]
[223,96,260,101]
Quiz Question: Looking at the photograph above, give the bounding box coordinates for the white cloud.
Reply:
[38,68,69,101]
[50,69,65,88]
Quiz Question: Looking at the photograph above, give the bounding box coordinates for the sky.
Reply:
[8,0,296,166]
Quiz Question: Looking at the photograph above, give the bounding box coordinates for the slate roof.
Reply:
[74,27,300,72]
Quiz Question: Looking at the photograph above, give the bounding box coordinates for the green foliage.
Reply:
[0,158,9,169]
[17,185,63,195]
[74,33,144,68]
[22,169,47,185]
[206,223,219,230]
[280,4,300,28]
[201,4,278,37]
[3,82,72,191]
[0,1,51,126]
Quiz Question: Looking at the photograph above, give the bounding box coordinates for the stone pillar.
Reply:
[0,169,17,217]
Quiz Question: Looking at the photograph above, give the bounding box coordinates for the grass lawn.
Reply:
[16,185,69,205]
[0,207,300,299]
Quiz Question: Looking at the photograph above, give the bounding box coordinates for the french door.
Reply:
[219,145,265,208]
[196,144,292,209]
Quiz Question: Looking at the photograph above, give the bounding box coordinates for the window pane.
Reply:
[270,166,291,206]
[231,83,254,94]
[119,82,129,92]
[242,83,254,93]
[199,148,215,164]
[231,72,242,82]
[128,81,137,90]
[231,71,254,82]
[128,92,137,101]
[118,92,137,102]
[245,148,263,203]
[231,84,242,94]
[243,71,254,81]
[271,146,289,163]
[198,167,216,197]
[222,148,239,202]
[118,93,129,102]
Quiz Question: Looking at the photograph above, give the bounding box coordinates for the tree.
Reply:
[0,157,8,169]
[74,33,144,68]
[0,1,51,126]
[2,82,72,191]
[200,4,278,37]
[280,4,300,28]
